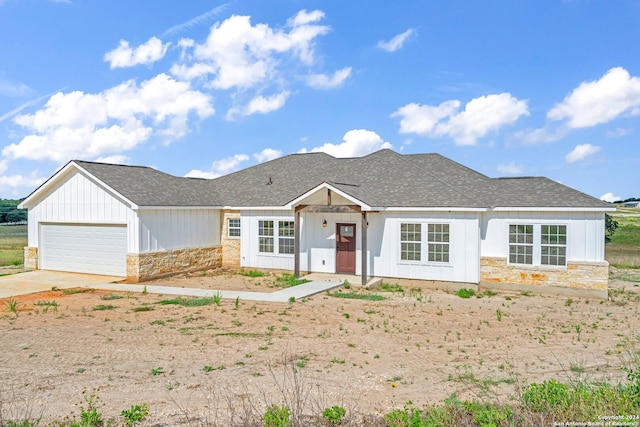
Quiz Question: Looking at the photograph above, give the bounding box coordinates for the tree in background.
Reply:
[605,213,618,243]
[0,199,27,224]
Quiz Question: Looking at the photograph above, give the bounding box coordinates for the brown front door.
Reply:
[336,223,356,274]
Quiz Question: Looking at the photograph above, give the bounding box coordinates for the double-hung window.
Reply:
[228,218,241,238]
[258,220,274,253]
[400,223,450,263]
[509,225,533,265]
[428,224,450,263]
[400,224,421,261]
[258,219,295,255]
[541,225,567,266]
[509,224,567,266]
[278,221,295,254]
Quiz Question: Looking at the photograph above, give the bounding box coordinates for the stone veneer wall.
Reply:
[480,256,609,295]
[126,246,222,282]
[220,210,241,268]
[24,246,38,270]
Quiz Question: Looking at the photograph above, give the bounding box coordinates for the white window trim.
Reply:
[507,223,568,268]
[257,218,295,257]
[227,218,241,239]
[398,221,452,266]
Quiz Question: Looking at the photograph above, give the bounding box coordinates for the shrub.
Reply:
[322,405,346,424]
[263,404,291,427]
[455,288,476,299]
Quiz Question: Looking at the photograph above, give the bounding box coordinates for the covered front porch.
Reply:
[290,183,375,286]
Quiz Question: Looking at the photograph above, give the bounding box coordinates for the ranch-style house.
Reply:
[19,149,614,298]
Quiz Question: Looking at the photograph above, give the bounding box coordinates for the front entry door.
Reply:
[336,223,356,274]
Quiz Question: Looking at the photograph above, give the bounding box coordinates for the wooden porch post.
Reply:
[294,208,301,279]
[361,211,367,286]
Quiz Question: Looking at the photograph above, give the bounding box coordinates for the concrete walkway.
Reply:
[0,271,344,302]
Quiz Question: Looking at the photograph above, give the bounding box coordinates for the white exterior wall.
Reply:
[240,211,300,271]
[26,171,139,253]
[138,209,220,252]
[481,211,606,262]
[241,210,480,283]
[370,211,480,283]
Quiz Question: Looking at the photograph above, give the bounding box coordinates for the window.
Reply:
[509,224,533,265]
[541,225,566,266]
[428,224,450,263]
[400,223,450,263]
[258,220,274,253]
[278,221,294,255]
[258,219,295,255]
[400,223,421,261]
[508,224,567,266]
[228,218,240,237]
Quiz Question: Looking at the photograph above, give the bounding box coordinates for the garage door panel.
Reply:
[41,224,127,276]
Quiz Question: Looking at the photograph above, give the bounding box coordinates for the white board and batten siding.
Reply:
[241,210,481,284]
[370,211,480,283]
[481,211,606,262]
[137,209,220,252]
[240,211,298,271]
[26,170,138,251]
[26,170,137,276]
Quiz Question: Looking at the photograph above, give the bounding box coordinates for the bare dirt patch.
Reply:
[0,269,639,425]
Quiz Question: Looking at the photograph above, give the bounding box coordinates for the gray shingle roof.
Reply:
[69,149,608,209]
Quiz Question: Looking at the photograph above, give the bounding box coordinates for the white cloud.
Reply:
[170,11,330,90]
[105,37,170,69]
[377,29,415,52]
[288,9,325,27]
[606,127,632,138]
[548,67,640,128]
[392,93,528,145]
[94,155,131,164]
[3,73,214,162]
[305,67,352,89]
[307,129,392,158]
[185,153,249,179]
[600,192,621,203]
[226,91,290,120]
[254,148,282,163]
[0,172,45,189]
[565,143,601,163]
[497,161,523,175]
[0,158,7,174]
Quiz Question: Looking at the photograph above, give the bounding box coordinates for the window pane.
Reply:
[279,221,294,237]
[279,238,294,254]
[259,220,274,236]
[259,237,274,253]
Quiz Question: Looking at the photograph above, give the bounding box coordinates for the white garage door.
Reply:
[41,224,127,276]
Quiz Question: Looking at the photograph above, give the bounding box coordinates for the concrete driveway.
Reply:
[0,270,123,299]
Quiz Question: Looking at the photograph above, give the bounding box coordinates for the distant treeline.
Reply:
[614,197,640,203]
[0,199,27,223]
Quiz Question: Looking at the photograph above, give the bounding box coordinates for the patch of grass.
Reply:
[101,294,124,300]
[5,296,20,315]
[455,288,476,298]
[329,291,386,301]
[156,297,217,307]
[132,306,154,312]
[274,273,309,288]
[239,269,266,277]
[0,224,26,267]
[92,304,117,311]
[379,282,404,293]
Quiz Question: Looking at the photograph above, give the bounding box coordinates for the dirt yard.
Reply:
[0,268,639,425]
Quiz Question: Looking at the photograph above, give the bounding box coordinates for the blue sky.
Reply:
[1,0,638,201]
